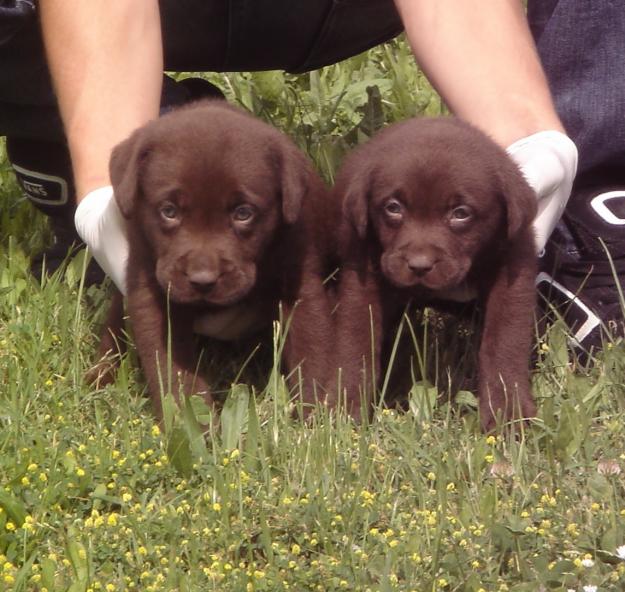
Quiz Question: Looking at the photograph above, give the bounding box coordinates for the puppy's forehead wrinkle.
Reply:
[357,118,505,181]
[145,111,285,187]
[144,150,276,208]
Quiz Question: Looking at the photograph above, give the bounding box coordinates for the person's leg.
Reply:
[0,7,79,278]
[528,1,625,173]
[528,0,625,350]
[4,135,93,281]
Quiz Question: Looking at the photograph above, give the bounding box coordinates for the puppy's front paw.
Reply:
[85,351,120,389]
[175,373,214,408]
[149,373,215,421]
[479,386,536,432]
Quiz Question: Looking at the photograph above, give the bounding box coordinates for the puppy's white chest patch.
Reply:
[193,305,265,340]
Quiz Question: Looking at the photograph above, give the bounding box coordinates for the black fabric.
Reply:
[0,0,35,45]
[527,1,625,175]
[526,0,559,40]
[158,0,401,73]
[5,135,103,283]
[290,0,402,73]
[0,0,401,140]
[0,1,59,140]
[529,1,625,348]
[539,169,625,348]
[549,169,625,283]
[223,0,402,73]
[6,135,74,216]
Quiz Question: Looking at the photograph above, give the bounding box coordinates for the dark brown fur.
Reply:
[92,101,334,417]
[333,117,538,430]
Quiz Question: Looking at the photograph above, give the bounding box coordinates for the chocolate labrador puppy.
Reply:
[334,117,538,430]
[94,101,333,417]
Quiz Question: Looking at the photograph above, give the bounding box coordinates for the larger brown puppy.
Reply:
[334,117,538,430]
[96,101,333,417]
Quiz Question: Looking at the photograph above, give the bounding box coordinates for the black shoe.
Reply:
[6,135,106,286]
[537,167,625,352]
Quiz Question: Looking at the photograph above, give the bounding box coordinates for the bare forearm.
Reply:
[39,1,163,198]
[394,0,563,146]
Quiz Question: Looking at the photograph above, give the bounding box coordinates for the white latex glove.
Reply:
[74,185,129,293]
[506,130,578,253]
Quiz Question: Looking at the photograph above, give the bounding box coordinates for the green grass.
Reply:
[2,39,625,592]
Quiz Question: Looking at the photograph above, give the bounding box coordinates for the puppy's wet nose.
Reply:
[188,270,219,292]
[407,254,435,276]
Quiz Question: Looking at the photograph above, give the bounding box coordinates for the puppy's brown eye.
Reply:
[233,204,256,223]
[384,199,403,218]
[450,205,473,222]
[160,202,178,221]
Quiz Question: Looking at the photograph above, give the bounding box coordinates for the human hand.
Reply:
[507,131,578,253]
[74,186,129,293]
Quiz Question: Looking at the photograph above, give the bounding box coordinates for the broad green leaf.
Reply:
[553,400,580,461]
[41,557,57,591]
[490,523,516,553]
[182,396,210,464]
[588,473,611,500]
[408,381,438,421]
[479,484,497,523]
[0,490,26,527]
[253,71,285,102]
[455,390,479,409]
[167,425,193,478]
[66,531,89,591]
[221,383,250,451]
[601,526,619,554]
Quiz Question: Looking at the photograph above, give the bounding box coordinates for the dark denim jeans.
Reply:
[529,0,625,345]
[528,0,625,175]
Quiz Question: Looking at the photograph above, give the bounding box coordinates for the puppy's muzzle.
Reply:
[187,269,219,294]
[407,253,436,278]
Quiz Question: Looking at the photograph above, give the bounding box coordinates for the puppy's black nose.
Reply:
[407,254,435,276]
[188,270,218,293]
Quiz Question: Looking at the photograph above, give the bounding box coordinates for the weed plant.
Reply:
[1,38,625,592]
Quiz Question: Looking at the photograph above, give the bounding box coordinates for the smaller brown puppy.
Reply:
[334,117,538,430]
[95,101,333,417]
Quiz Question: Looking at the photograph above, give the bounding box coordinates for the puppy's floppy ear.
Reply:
[109,129,150,219]
[277,142,309,224]
[340,169,370,240]
[499,161,538,241]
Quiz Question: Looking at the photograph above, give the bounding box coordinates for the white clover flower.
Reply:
[581,558,595,568]
[489,460,515,478]
[597,459,621,475]
[583,585,598,592]
[616,545,625,560]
